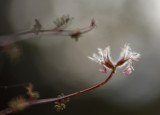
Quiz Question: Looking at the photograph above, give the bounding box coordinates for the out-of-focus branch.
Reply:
[0,17,96,47]
[0,108,13,115]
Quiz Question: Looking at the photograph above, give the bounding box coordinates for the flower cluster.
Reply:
[26,83,39,99]
[9,96,29,112]
[8,83,39,113]
[54,93,69,112]
[88,44,140,75]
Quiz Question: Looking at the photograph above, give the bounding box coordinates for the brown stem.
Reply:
[0,69,114,115]
[0,19,95,47]
[31,69,115,105]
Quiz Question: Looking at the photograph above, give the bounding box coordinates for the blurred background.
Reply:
[0,0,160,115]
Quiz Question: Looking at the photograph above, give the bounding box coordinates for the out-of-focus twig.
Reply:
[0,17,96,47]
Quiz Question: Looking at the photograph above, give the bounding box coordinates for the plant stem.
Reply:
[0,69,114,115]
[0,19,95,47]
[31,69,115,105]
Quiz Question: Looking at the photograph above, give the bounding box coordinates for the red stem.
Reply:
[31,69,115,105]
[0,69,115,115]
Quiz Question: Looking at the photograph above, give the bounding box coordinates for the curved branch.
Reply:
[0,69,114,115]
[32,69,114,105]
[0,19,96,47]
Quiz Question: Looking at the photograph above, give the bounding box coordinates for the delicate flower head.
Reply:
[116,44,140,75]
[88,46,114,74]
[116,44,140,67]
[88,44,140,75]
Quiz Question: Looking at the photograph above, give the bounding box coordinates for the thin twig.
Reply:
[32,69,115,105]
[0,69,115,115]
[0,19,96,47]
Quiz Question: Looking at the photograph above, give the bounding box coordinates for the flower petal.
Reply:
[97,48,103,57]
[99,66,107,73]
[123,67,132,75]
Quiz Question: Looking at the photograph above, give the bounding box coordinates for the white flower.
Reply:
[116,44,140,66]
[88,44,140,75]
[116,44,140,75]
[88,46,114,73]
